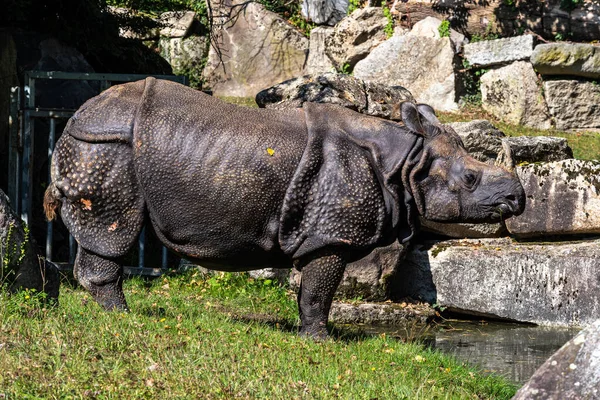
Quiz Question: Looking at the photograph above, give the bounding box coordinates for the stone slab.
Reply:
[544,79,600,131]
[532,42,600,79]
[464,35,534,67]
[506,160,600,238]
[399,238,600,327]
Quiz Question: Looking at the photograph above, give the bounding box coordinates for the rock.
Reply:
[159,36,208,87]
[513,319,600,400]
[255,73,414,120]
[324,7,389,71]
[354,34,458,112]
[304,27,335,75]
[496,136,573,170]
[506,160,600,238]
[301,0,348,26]
[419,218,507,239]
[0,190,59,301]
[329,301,434,325]
[543,79,600,131]
[531,43,600,79]
[400,238,600,326]
[480,61,552,130]
[202,0,308,98]
[408,16,467,54]
[568,2,600,43]
[463,35,534,68]
[33,38,98,110]
[447,120,505,164]
[159,11,196,38]
[291,242,407,301]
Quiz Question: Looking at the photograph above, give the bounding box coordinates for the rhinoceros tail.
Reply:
[44,182,62,221]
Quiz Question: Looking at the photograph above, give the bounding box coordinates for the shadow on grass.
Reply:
[229,312,379,342]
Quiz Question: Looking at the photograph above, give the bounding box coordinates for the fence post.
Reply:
[8,86,21,211]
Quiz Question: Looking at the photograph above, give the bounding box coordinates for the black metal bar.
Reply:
[138,227,146,268]
[8,87,20,208]
[162,246,168,269]
[27,110,75,118]
[25,70,187,84]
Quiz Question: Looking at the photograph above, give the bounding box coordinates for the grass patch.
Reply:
[0,272,518,399]
[438,106,600,161]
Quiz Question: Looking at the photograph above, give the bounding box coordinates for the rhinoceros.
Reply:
[44,77,525,338]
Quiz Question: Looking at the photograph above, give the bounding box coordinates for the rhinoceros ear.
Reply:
[401,102,425,135]
[416,104,440,125]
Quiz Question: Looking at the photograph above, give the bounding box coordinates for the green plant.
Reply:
[348,0,363,14]
[470,22,499,43]
[1,223,29,286]
[338,62,352,75]
[382,5,394,38]
[438,19,451,38]
[460,59,488,107]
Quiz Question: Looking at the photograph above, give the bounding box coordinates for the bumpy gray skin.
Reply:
[45,78,525,338]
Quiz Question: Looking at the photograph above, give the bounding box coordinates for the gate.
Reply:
[7,71,188,276]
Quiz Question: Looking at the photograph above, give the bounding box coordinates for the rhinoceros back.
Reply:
[64,80,146,143]
[133,78,308,269]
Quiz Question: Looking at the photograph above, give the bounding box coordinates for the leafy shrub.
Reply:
[438,19,450,38]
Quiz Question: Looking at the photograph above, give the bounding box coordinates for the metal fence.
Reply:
[7,71,188,276]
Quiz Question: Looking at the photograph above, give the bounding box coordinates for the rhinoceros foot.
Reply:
[74,247,129,312]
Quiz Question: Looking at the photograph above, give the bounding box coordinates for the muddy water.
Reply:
[355,320,580,384]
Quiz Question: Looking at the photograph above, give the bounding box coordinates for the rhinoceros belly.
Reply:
[133,80,307,270]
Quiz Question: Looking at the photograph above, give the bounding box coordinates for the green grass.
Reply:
[438,106,600,161]
[0,272,518,399]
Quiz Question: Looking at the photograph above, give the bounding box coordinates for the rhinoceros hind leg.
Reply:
[296,251,346,340]
[74,247,128,311]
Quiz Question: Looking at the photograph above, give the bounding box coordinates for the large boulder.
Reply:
[543,79,600,131]
[400,238,600,326]
[159,11,196,38]
[480,61,552,130]
[496,136,573,170]
[304,27,335,75]
[324,7,389,71]
[506,160,600,238]
[159,35,208,88]
[408,16,467,54]
[255,73,414,120]
[531,42,600,79]
[354,34,459,111]
[202,0,308,98]
[513,319,600,399]
[447,120,505,164]
[0,190,59,300]
[301,0,348,26]
[463,35,535,68]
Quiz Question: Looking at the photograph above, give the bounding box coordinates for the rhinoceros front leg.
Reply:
[297,251,346,339]
[74,247,128,311]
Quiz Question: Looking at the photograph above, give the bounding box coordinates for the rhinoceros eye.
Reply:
[463,170,478,189]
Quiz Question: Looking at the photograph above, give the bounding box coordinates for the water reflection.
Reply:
[355,320,580,384]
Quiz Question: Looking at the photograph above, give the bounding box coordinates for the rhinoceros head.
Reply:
[401,102,525,223]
